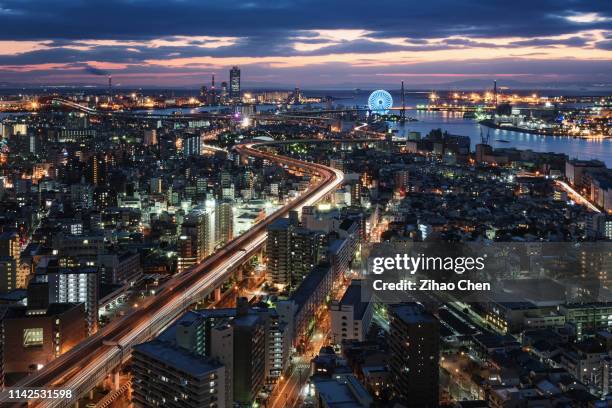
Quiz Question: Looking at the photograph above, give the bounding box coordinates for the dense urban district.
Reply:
[0,68,612,408]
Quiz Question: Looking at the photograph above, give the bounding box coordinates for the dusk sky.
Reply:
[0,0,611,88]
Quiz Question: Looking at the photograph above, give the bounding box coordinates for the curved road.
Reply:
[1,140,345,408]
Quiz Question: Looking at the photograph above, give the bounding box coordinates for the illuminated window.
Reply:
[23,328,44,347]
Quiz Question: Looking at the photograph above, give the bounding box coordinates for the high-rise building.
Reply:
[388,303,440,407]
[267,218,324,288]
[177,235,197,274]
[171,299,288,406]
[70,182,94,209]
[0,231,20,291]
[46,267,98,334]
[97,251,142,285]
[276,264,333,349]
[132,340,226,408]
[87,154,106,186]
[290,227,324,286]
[229,66,240,100]
[266,218,292,287]
[220,81,228,103]
[0,257,17,292]
[394,169,410,191]
[183,133,201,156]
[178,205,216,272]
[149,177,162,194]
[215,200,234,246]
[0,232,20,265]
[232,308,265,405]
[143,129,157,146]
[53,233,104,263]
[349,182,362,207]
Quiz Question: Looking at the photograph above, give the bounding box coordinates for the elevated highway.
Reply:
[1,140,344,408]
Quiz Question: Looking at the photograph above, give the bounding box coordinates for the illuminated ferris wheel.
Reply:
[368,89,393,114]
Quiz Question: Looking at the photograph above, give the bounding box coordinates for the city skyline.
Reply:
[0,3,611,408]
[0,0,611,88]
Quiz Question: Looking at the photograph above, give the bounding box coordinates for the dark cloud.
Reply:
[0,0,609,86]
[0,0,610,41]
[1,57,610,88]
[595,40,612,50]
[510,36,588,47]
[82,64,110,76]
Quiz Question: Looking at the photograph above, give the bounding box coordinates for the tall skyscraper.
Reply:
[229,66,240,100]
[388,303,440,407]
[220,81,228,103]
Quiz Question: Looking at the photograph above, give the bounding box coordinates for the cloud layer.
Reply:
[0,0,610,88]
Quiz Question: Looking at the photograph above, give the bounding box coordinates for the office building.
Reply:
[229,66,240,100]
[220,81,228,102]
[1,303,86,376]
[70,183,94,209]
[388,303,440,407]
[559,303,612,339]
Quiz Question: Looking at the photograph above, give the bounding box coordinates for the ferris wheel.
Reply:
[368,90,393,114]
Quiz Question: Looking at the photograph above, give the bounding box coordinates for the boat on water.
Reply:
[496,139,510,143]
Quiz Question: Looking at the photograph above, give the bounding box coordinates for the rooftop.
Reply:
[133,340,222,378]
[389,303,437,325]
[313,375,372,408]
[339,280,369,320]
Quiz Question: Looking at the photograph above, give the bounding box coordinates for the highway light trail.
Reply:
[555,180,601,213]
[2,140,344,408]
